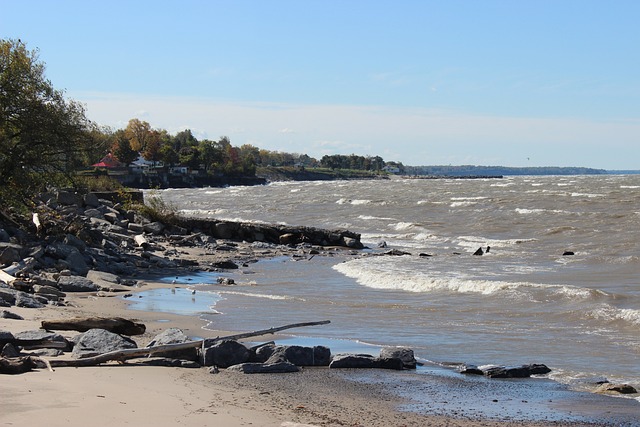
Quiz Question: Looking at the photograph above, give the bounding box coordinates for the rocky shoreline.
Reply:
[1,190,640,426]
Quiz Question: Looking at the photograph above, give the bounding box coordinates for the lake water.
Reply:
[153,175,640,415]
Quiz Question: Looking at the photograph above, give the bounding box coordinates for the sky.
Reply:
[1,0,639,169]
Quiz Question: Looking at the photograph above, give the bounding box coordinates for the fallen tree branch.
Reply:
[47,320,330,368]
[41,317,146,336]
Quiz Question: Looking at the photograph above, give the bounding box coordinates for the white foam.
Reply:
[218,290,300,301]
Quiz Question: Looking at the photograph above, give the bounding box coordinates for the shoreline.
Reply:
[2,264,640,426]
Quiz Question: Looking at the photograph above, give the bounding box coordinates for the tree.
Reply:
[124,118,152,152]
[111,130,137,166]
[0,39,95,205]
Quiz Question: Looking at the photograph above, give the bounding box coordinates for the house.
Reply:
[130,155,164,174]
[92,153,122,168]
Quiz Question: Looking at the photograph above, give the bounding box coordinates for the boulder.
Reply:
[329,353,405,370]
[146,328,198,361]
[329,354,378,369]
[483,364,551,378]
[201,340,250,368]
[143,222,165,235]
[380,347,416,369]
[0,289,17,305]
[595,383,637,395]
[267,345,330,367]
[0,310,23,320]
[0,244,22,266]
[1,342,21,358]
[457,364,484,375]
[56,191,82,207]
[15,291,46,308]
[227,361,300,374]
[83,193,100,208]
[57,276,100,292]
[14,330,70,350]
[71,328,137,359]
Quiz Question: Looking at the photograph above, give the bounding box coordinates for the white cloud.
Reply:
[73,91,640,169]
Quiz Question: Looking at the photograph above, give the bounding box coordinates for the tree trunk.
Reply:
[41,317,146,336]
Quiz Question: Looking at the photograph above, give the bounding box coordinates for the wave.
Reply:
[587,305,640,326]
[332,258,604,300]
[336,198,372,205]
[218,290,302,301]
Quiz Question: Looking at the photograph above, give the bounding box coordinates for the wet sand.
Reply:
[2,275,639,427]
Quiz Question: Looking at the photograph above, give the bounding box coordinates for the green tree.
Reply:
[111,130,137,165]
[0,39,95,205]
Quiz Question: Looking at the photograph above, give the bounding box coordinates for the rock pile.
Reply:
[0,189,365,311]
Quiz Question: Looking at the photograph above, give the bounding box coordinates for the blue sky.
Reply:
[2,0,639,169]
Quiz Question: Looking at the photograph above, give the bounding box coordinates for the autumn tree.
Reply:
[111,130,137,165]
[0,38,96,205]
[124,118,152,152]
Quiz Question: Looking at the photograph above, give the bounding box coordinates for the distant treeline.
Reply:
[404,165,608,176]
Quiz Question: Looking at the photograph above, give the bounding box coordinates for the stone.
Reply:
[15,291,45,308]
[329,354,377,369]
[147,328,198,361]
[458,364,484,375]
[201,340,250,368]
[329,353,404,370]
[14,330,70,350]
[483,364,551,378]
[380,347,416,369]
[64,234,87,252]
[57,191,82,206]
[72,328,137,359]
[84,193,100,208]
[0,289,17,305]
[84,208,104,219]
[227,361,300,374]
[0,310,23,320]
[143,222,165,235]
[57,276,100,292]
[595,383,638,395]
[0,244,22,266]
[127,223,144,233]
[1,342,21,358]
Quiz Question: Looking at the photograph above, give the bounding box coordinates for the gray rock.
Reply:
[380,347,417,369]
[227,361,300,374]
[2,342,21,358]
[329,353,404,370]
[329,354,378,369]
[0,243,22,266]
[127,223,144,233]
[64,234,87,252]
[201,340,249,368]
[72,328,137,358]
[595,383,638,395]
[265,345,331,367]
[84,208,104,219]
[0,289,17,305]
[457,364,484,375]
[14,330,70,350]
[15,291,45,308]
[57,191,82,206]
[0,331,16,346]
[483,364,551,378]
[143,222,165,235]
[64,250,89,275]
[84,193,100,208]
[147,328,198,361]
[33,285,66,298]
[57,276,100,292]
[0,310,24,320]
[0,228,10,242]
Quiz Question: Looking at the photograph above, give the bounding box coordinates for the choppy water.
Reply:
[157,175,640,398]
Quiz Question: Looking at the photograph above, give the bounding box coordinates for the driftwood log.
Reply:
[41,317,146,336]
[47,320,330,368]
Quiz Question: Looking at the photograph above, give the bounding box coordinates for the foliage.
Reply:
[130,190,179,224]
[74,175,124,192]
[0,38,96,206]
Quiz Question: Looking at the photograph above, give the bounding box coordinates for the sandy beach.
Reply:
[2,269,639,427]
